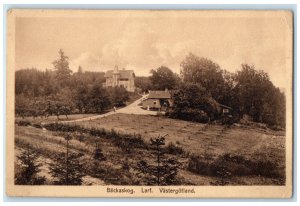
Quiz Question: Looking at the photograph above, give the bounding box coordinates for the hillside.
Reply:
[15,113,285,185]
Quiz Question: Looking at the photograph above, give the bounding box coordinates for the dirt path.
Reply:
[62,94,157,123]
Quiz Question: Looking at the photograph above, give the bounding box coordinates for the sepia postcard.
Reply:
[6,9,293,198]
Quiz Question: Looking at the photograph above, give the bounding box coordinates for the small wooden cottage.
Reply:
[219,103,233,115]
[142,89,173,111]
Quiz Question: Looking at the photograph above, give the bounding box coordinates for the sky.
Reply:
[15,11,292,88]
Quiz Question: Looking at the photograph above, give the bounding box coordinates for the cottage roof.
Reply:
[218,103,233,110]
[104,69,135,79]
[147,90,171,99]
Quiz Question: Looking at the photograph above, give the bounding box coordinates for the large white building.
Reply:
[104,65,135,92]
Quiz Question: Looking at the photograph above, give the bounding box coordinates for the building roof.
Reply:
[218,103,233,110]
[104,69,135,79]
[147,90,171,99]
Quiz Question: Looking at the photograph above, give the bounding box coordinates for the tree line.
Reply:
[16,49,285,127]
[15,49,130,119]
[136,53,285,127]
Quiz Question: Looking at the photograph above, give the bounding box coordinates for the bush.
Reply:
[122,158,130,171]
[113,134,146,153]
[49,152,85,185]
[77,132,85,142]
[169,108,209,123]
[187,155,211,175]
[43,123,82,133]
[252,159,282,178]
[94,143,106,161]
[16,120,31,126]
[43,123,148,151]
[268,124,284,131]
[136,136,180,186]
[166,142,184,155]
[87,161,136,185]
[15,145,46,185]
[187,153,283,179]
[32,123,43,129]
[168,83,221,123]
[210,154,252,177]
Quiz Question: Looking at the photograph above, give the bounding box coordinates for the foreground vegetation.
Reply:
[15,113,285,186]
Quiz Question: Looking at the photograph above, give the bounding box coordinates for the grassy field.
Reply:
[14,113,286,185]
[71,113,285,161]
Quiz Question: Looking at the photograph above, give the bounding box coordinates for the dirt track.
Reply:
[62,94,157,123]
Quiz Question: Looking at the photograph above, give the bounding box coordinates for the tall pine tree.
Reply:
[52,49,72,87]
[49,134,85,185]
[15,144,46,185]
[137,135,179,185]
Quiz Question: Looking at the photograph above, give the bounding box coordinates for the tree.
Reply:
[53,49,72,87]
[15,68,57,97]
[73,84,90,113]
[94,142,105,161]
[109,86,130,107]
[219,70,238,108]
[234,64,282,123]
[87,85,111,113]
[77,65,83,74]
[168,83,220,123]
[136,135,179,185]
[49,134,85,185]
[149,66,180,90]
[135,76,152,93]
[15,94,32,118]
[15,144,46,185]
[180,53,225,102]
[43,99,71,120]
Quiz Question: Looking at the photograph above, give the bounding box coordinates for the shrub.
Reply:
[122,158,130,171]
[94,143,106,161]
[48,134,85,185]
[49,152,85,185]
[268,124,284,131]
[136,135,180,186]
[16,120,31,127]
[15,145,46,185]
[211,154,252,177]
[187,155,211,175]
[43,123,148,152]
[113,134,146,153]
[169,108,210,123]
[187,153,283,179]
[220,115,235,125]
[252,159,282,178]
[87,161,135,185]
[166,142,184,155]
[32,123,43,129]
[77,132,85,142]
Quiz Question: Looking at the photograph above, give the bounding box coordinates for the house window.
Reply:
[223,108,229,114]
